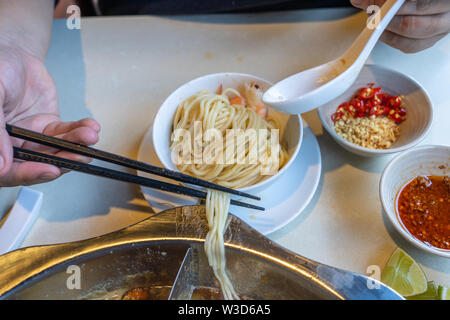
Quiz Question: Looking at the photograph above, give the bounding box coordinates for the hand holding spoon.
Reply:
[262,0,405,114]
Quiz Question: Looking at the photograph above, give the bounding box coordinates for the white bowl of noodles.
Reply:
[152,73,302,194]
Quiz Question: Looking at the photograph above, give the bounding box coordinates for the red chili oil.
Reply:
[396,175,450,250]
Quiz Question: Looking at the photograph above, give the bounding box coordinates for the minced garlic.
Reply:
[334,116,400,149]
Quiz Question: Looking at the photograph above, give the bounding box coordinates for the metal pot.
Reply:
[0,206,402,300]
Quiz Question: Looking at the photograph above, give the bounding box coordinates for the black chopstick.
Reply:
[6,124,260,201]
[13,147,265,211]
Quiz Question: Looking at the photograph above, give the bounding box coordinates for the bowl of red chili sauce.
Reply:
[380,145,450,258]
[318,64,433,157]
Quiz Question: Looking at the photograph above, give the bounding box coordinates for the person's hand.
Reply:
[0,44,100,186]
[350,0,450,53]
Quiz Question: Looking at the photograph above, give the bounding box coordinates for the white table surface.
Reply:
[1,8,449,288]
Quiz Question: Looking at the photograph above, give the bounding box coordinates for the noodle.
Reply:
[170,85,287,300]
[171,88,288,188]
[204,189,238,300]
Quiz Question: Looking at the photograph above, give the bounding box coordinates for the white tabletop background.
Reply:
[1,8,449,289]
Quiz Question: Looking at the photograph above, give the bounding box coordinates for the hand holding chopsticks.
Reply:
[7,124,264,211]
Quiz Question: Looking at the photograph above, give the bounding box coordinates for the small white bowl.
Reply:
[379,145,450,258]
[152,72,302,194]
[318,64,433,157]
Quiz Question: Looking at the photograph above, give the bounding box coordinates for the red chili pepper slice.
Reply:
[330,84,406,123]
[359,87,375,99]
[331,111,343,122]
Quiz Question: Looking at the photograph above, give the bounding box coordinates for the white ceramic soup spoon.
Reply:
[262,0,405,114]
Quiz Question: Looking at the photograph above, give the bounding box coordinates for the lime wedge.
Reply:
[381,248,427,297]
[406,281,438,300]
[438,285,450,300]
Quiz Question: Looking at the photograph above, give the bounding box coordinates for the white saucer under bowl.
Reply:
[137,119,322,235]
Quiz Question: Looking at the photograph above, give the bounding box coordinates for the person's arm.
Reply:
[0,0,54,60]
[350,0,450,53]
[0,0,100,186]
